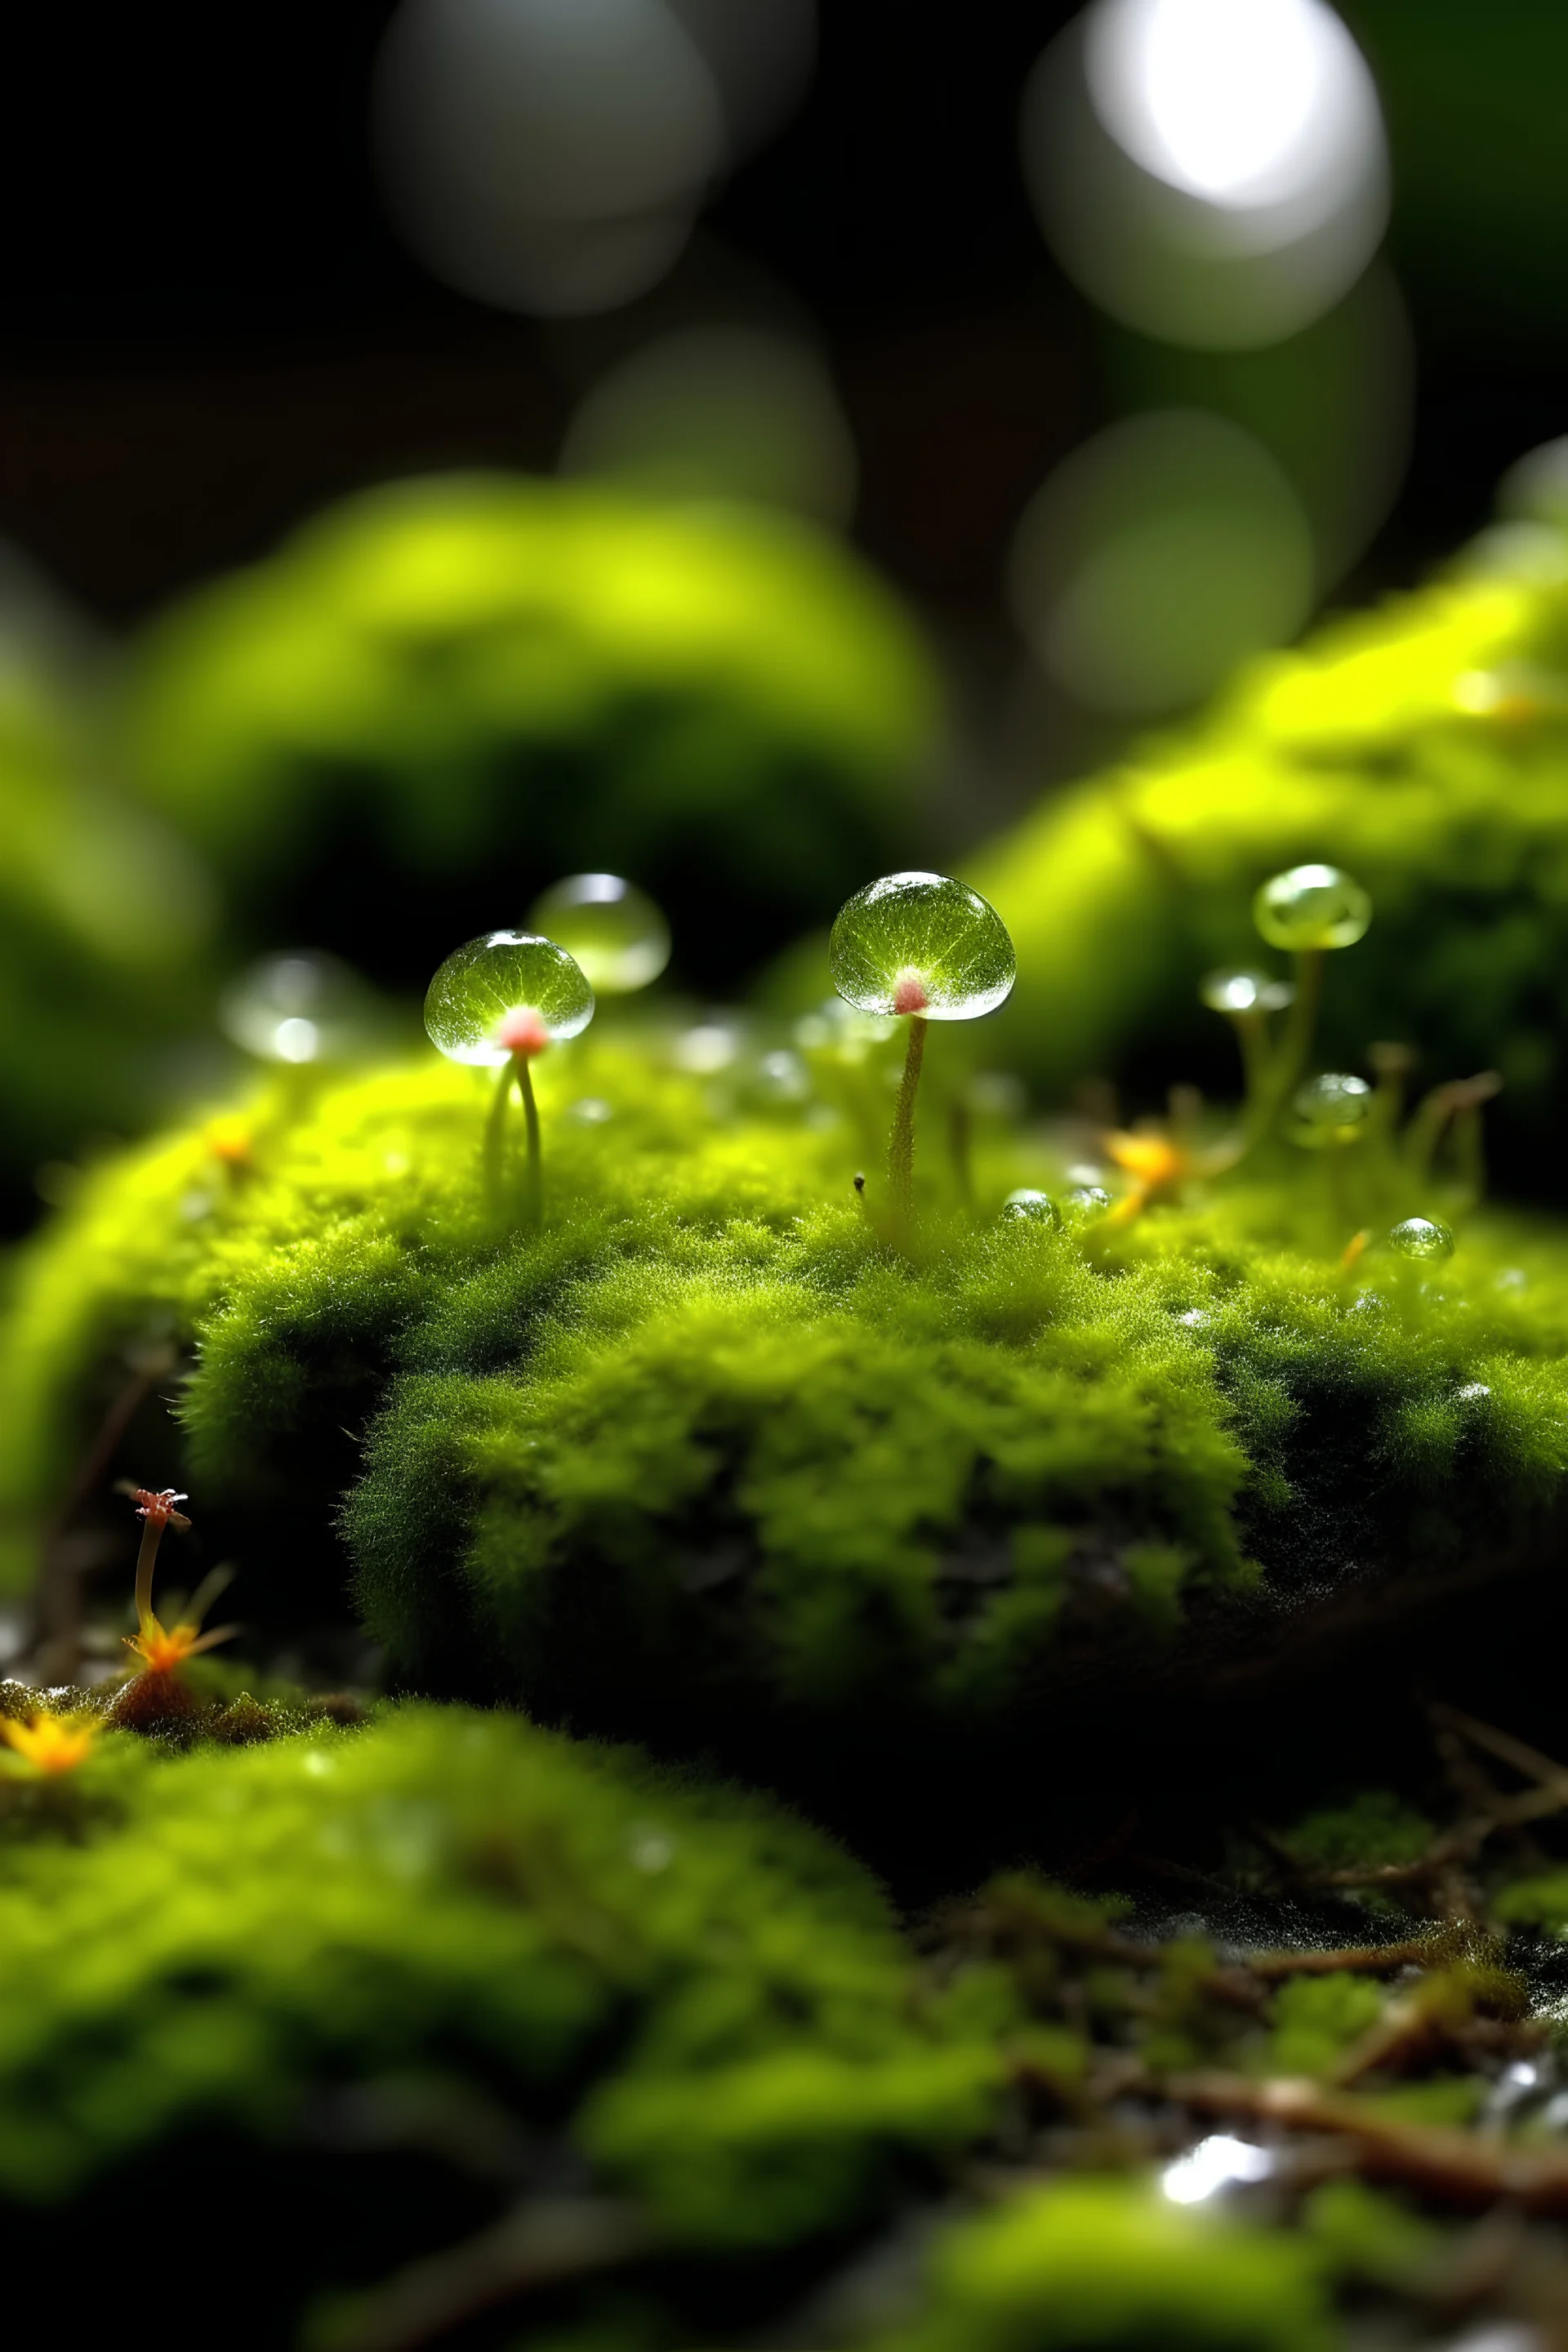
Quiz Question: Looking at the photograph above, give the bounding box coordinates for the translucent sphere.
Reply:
[526,873,670,994]
[219,951,372,1065]
[1254,863,1372,952]
[1199,966,1295,1016]
[1388,1216,1454,1263]
[1293,1072,1371,1131]
[425,932,595,1067]
[1064,1183,1113,1218]
[1001,1187,1060,1228]
[829,871,1017,1022]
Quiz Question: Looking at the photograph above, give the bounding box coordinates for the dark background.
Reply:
[2,1,1566,632]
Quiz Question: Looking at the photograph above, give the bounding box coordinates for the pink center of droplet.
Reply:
[892,968,930,1016]
[497,1006,551,1057]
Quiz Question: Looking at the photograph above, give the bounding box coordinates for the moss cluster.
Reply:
[0,1700,996,2339]
[969,526,1568,1184]
[7,1035,1568,1797]
[121,474,941,989]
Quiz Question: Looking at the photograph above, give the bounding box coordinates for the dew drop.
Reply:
[1064,1183,1113,1218]
[1254,864,1372,952]
[1001,1187,1060,1228]
[527,873,670,995]
[829,871,1016,1022]
[424,932,595,1067]
[220,951,372,1066]
[1293,1071,1371,1131]
[1388,1215,1454,1263]
[1200,966,1295,1015]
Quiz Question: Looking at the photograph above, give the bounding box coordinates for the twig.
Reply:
[332,2197,646,2352]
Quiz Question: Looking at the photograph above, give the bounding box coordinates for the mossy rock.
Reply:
[7,1035,1568,1824]
[0,656,212,1217]
[967,514,1568,1191]
[0,1702,998,2342]
[121,474,941,991]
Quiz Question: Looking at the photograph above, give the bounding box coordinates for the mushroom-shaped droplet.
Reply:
[425,931,595,1226]
[526,874,670,996]
[830,872,1015,1224]
[1199,967,1295,1016]
[830,871,1016,1022]
[1254,864,1372,952]
[425,932,595,1066]
[1388,1215,1454,1263]
[220,951,372,1067]
[1293,1071,1372,1138]
[1001,1187,1060,1227]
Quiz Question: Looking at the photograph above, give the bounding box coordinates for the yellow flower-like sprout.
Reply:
[121,1486,237,1677]
[0,1710,99,1776]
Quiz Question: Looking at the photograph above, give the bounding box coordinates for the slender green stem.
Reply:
[1324,1138,1355,1247]
[517,1053,543,1232]
[483,1058,516,1209]
[134,1521,161,1634]
[1241,947,1324,1152]
[1227,1009,1272,1107]
[888,1014,928,1223]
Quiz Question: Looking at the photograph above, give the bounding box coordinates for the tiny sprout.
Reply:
[220,951,372,1067]
[1388,1216,1455,1263]
[1253,864,1372,953]
[527,874,670,996]
[830,872,1015,1222]
[1293,1072,1372,1137]
[119,1488,238,1679]
[1199,969,1294,1016]
[1001,1188,1059,1228]
[425,931,595,1227]
[0,1709,99,1776]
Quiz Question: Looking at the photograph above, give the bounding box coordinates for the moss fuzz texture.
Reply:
[967,525,1568,1189]
[7,1040,1568,1812]
[0,1700,998,2341]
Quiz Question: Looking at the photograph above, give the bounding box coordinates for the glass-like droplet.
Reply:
[1388,1215,1454,1263]
[220,951,372,1065]
[527,874,670,995]
[829,871,1016,1022]
[1001,1187,1060,1228]
[1064,1183,1113,1218]
[1199,967,1295,1016]
[1294,1072,1371,1130]
[424,932,595,1067]
[1254,864,1372,952]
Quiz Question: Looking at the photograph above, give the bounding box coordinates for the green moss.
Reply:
[0,1704,997,2336]
[876,2178,1334,2352]
[1259,1975,1385,2078]
[7,1039,1568,1784]
[122,474,941,989]
[1276,1791,1437,1875]
[966,520,1568,1183]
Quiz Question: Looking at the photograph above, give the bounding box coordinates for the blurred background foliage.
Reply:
[3,0,1568,1227]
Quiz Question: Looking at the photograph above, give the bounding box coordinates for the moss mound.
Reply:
[876,2179,1334,2352]
[0,1701,996,2341]
[7,1036,1568,1808]
[968,519,1568,1187]
[122,474,941,991]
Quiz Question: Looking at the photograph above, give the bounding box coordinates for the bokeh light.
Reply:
[560,325,858,523]
[1022,0,1388,350]
[372,0,815,318]
[1007,410,1314,715]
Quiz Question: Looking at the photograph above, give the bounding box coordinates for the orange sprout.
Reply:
[120,1486,238,1678]
[0,1710,99,1776]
